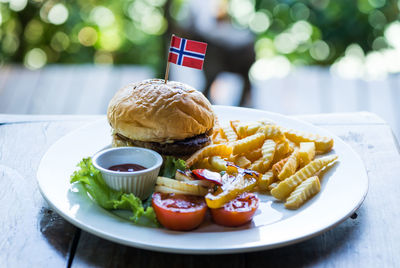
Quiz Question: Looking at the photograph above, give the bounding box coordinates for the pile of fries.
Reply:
[183,118,338,210]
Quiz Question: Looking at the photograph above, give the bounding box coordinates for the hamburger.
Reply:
[107,79,215,157]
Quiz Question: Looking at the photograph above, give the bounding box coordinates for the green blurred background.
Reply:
[0,0,399,79]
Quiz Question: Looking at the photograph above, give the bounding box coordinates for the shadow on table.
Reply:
[38,205,77,259]
[68,207,363,268]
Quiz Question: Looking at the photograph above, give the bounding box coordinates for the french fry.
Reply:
[175,170,195,181]
[257,125,285,141]
[209,156,228,171]
[231,155,252,168]
[212,137,227,144]
[156,177,208,196]
[299,142,316,167]
[272,140,291,164]
[186,144,232,167]
[213,132,228,144]
[261,139,276,170]
[258,171,276,191]
[284,129,334,153]
[249,158,266,173]
[212,126,220,139]
[221,125,238,142]
[230,120,241,136]
[272,157,289,178]
[245,123,264,137]
[182,116,336,211]
[288,140,298,152]
[236,122,261,138]
[231,132,265,155]
[243,148,263,162]
[285,176,321,209]
[268,182,278,191]
[192,158,214,170]
[212,127,226,143]
[271,155,338,200]
[155,185,194,195]
[278,149,300,181]
[236,119,276,138]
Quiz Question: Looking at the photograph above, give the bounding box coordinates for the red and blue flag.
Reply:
[168,35,208,70]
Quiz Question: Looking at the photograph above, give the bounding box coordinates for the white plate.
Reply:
[37,106,368,254]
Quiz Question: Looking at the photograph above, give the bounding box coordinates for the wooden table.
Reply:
[1,112,399,267]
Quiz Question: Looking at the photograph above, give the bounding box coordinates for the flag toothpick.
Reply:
[164,35,208,84]
[164,61,170,84]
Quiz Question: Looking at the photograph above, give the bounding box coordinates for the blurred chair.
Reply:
[171,0,255,106]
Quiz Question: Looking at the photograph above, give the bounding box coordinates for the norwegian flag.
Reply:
[168,35,208,70]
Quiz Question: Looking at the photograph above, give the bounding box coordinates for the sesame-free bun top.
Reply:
[107,79,215,143]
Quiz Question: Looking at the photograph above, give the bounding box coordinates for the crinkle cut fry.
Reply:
[261,139,276,170]
[208,156,228,171]
[231,132,265,155]
[285,176,321,209]
[257,125,285,141]
[272,157,289,178]
[298,142,316,166]
[271,155,338,200]
[284,129,334,153]
[186,144,232,167]
[258,171,276,191]
[221,125,238,142]
[277,149,300,181]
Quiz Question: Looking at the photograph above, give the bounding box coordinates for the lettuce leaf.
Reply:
[159,156,187,178]
[70,158,158,227]
[112,194,157,226]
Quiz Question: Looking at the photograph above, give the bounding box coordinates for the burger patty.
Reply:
[115,133,211,156]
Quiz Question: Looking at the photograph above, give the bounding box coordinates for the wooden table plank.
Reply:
[0,114,102,124]
[295,111,386,125]
[71,234,246,268]
[0,119,98,267]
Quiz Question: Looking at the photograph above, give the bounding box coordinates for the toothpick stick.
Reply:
[164,61,170,84]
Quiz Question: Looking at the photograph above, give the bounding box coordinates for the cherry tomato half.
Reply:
[152,192,207,231]
[210,193,259,227]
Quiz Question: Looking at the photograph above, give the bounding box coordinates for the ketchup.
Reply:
[108,163,146,172]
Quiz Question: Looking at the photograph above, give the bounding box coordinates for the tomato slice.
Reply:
[152,192,207,231]
[192,169,223,185]
[210,193,259,227]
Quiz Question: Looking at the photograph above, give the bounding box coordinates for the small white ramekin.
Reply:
[92,147,163,200]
